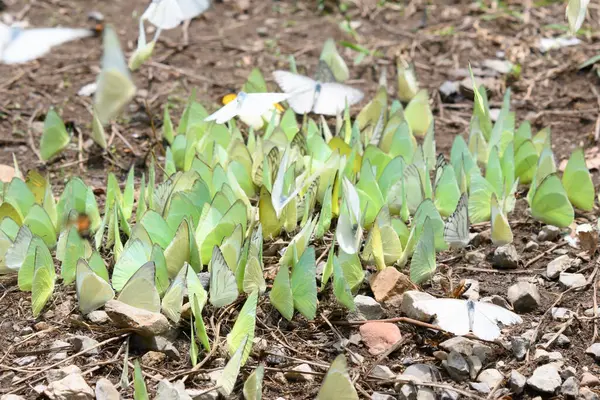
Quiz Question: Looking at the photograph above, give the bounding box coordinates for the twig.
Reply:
[10,334,128,389]
[455,266,544,274]
[524,242,567,268]
[111,124,140,157]
[178,320,221,383]
[363,336,410,380]
[540,317,573,350]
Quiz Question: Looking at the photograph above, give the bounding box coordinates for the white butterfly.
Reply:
[272,70,364,116]
[443,193,470,249]
[0,23,94,64]
[336,177,363,255]
[205,91,290,125]
[142,0,211,30]
[413,298,522,341]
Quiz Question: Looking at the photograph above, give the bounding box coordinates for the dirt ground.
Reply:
[2,0,600,399]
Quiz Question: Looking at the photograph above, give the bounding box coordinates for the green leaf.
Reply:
[133,360,149,400]
[243,364,264,400]
[217,335,248,396]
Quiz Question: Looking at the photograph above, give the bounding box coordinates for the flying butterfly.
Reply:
[205,91,290,125]
[141,0,211,30]
[272,70,364,116]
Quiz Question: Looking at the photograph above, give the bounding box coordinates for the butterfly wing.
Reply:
[443,193,469,248]
[2,27,93,64]
[209,247,239,308]
[413,298,471,336]
[241,92,290,119]
[176,0,211,19]
[475,301,522,326]
[272,70,316,114]
[117,261,161,313]
[76,259,115,314]
[313,82,364,116]
[205,100,240,124]
[142,0,185,30]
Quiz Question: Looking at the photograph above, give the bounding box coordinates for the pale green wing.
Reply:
[23,204,56,248]
[217,336,248,397]
[186,263,208,311]
[76,259,114,314]
[332,256,355,311]
[290,247,317,320]
[164,218,191,278]
[6,225,33,272]
[31,246,56,318]
[316,355,358,400]
[209,247,239,308]
[269,263,294,321]
[410,217,436,284]
[117,261,160,313]
[111,238,152,291]
[531,173,574,228]
[490,194,513,246]
[161,262,187,323]
[243,364,264,400]
[40,109,70,161]
[226,290,257,365]
[563,148,594,211]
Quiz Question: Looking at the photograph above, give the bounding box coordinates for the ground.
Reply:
[1,0,600,399]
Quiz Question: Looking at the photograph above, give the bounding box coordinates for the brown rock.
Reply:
[141,351,166,367]
[581,372,600,387]
[104,300,170,337]
[0,165,16,183]
[370,267,413,306]
[359,322,402,355]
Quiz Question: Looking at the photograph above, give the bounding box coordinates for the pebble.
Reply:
[467,355,482,380]
[13,356,37,366]
[561,366,577,380]
[440,337,492,361]
[538,225,561,242]
[155,379,192,400]
[350,295,384,321]
[416,388,435,400]
[370,365,395,380]
[401,363,437,382]
[509,370,527,394]
[433,351,448,361]
[581,387,600,400]
[45,373,94,400]
[586,343,600,361]
[524,241,539,252]
[284,364,314,382]
[559,272,586,290]
[507,282,541,312]
[470,230,491,247]
[581,372,600,387]
[94,378,120,400]
[70,335,100,355]
[527,363,562,394]
[371,393,395,400]
[492,244,519,269]
[551,307,574,321]
[585,307,599,317]
[546,255,572,279]
[86,310,109,324]
[562,376,579,398]
[141,351,167,367]
[511,337,530,360]
[541,332,570,347]
[469,381,490,393]
[46,365,83,383]
[477,368,503,388]
[105,300,170,337]
[443,351,469,382]
[369,267,413,306]
[131,334,180,360]
[197,272,210,291]
[464,251,485,264]
[359,322,402,355]
[1,396,25,400]
[462,279,480,300]
[401,291,436,320]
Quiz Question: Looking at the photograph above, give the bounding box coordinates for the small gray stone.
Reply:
[284,364,314,382]
[562,376,579,398]
[45,373,94,400]
[469,381,490,393]
[561,366,577,380]
[524,241,539,252]
[586,343,600,361]
[551,307,574,321]
[509,370,526,394]
[585,307,599,317]
[370,365,395,380]
[46,365,83,383]
[416,388,435,400]
[371,392,396,400]
[141,351,166,366]
[467,356,482,380]
[527,363,561,394]
[397,384,417,400]
[559,273,586,289]
[470,229,491,247]
[33,384,47,395]
[481,295,512,310]
[402,364,438,382]
[440,337,480,357]
[94,378,119,400]
[69,335,100,355]
[541,332,570,347]
[465,251,485,264]
[266,347,286,365]
[507,282,541,312]
[581,387,600,400]
[546,255,572,279]
[493,244,519,269]
[14,355,37,366]
[440,389,460,400]
[401,291,436,321]
[186,388,218,400]
[511,337,530,360]
[131,335,180,360]
[538,225,561,242]
[19,326,34,335]
[443,351,470,382]
[155,379,192,400]
[433,351,448,361]
[351,295,384,320]
[477,368,503,388]
[439,81,460,101]
[86,310,109,324]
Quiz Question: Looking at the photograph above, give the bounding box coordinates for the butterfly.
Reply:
[272,70,364,116]
[141,0,211,30]
[413,297,522,341]
[205,92,290,125]
[220,93,285,130]
[0,23,94,64]
[443,193,470,249]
